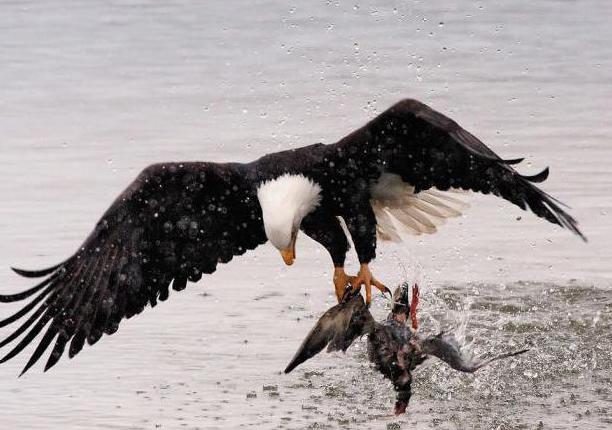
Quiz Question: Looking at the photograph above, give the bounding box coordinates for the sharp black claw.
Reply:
[384,286,392,298]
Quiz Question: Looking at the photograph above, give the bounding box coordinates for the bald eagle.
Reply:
[1,99,583,374]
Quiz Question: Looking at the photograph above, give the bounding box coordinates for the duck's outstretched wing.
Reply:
[335,98,585,240]
[284,291,375,373]
[1,162,266,375]
[419,332,528,373]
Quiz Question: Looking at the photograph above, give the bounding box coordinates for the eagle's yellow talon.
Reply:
[350,263,387,306]
[333,267,355,302]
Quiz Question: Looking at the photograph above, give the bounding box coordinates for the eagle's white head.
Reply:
[256,174,322,265]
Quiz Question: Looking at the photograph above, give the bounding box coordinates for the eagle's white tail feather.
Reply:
[416,194,463,217]
[386,207,423,235]
[407,198,451,219]
[400,206,438,232]
[370,173,469,240]
[424,189,470,208]
[373,206,403,242]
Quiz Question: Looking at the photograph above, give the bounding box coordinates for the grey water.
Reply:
[0,0,611,428]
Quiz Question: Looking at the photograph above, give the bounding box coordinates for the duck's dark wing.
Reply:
[284,292,375,373]
[1,162,266,374]
[335,98,585,240]
[419,332,528,373]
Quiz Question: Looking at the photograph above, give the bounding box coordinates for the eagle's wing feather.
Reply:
[340,98,585,240]
[1,162,266,374]
[370,173,468,239]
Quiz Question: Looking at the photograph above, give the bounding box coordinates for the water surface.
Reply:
[0,1,611,428]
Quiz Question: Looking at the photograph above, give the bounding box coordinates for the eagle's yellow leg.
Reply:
[333,267,355,302]
[351,263,390,305]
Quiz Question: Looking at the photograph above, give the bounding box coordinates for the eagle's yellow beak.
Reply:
[280,233,297,266]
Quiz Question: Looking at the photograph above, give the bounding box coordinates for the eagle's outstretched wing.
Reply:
[1,162,266,374]
[336,98,585,240]
[284,290,375,374]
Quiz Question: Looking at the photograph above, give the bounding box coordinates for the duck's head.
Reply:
[390,282,417,324]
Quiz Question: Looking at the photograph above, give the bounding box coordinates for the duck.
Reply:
[285,283,528,414]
